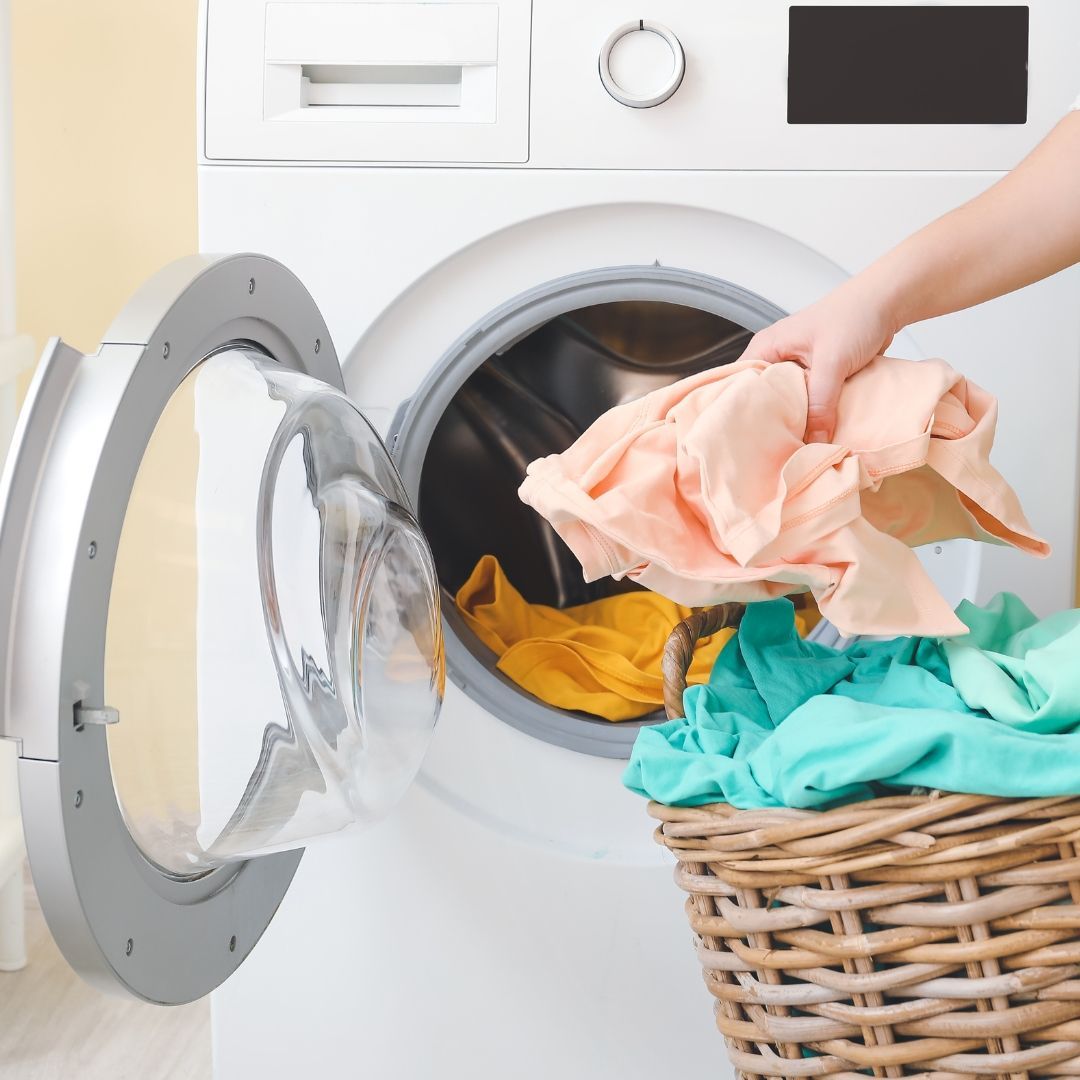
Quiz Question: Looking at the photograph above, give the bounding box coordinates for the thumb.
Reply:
[739,329,797,366]
[804,362,845,444]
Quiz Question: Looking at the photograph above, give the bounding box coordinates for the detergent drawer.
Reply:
[204,0,531,162]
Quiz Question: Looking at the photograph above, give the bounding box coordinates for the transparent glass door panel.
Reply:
[105,349,443,876]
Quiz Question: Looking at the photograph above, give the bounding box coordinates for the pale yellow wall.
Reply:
[11,1,203,860]
[12,0,199,355]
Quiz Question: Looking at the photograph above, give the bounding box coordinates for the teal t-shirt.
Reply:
[623,595,1080,809]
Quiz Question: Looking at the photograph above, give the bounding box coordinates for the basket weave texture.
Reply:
[653,603,1080,1078]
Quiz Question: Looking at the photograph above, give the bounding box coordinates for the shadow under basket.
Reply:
[653,604,1080,1079]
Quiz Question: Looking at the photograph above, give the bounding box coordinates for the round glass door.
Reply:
[104,348,444,876]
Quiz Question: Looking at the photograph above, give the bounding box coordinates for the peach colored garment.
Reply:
[518,357,1049,637]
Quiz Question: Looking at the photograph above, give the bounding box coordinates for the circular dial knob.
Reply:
[599,21,685,109]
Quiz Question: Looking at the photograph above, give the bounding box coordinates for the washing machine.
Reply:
[3,2,1080,1078]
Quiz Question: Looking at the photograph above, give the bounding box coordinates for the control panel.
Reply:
[202,0,1080,169]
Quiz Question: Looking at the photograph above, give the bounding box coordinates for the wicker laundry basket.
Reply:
[654,603,1080,1079]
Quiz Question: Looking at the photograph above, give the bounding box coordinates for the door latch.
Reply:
[74,704,120,730]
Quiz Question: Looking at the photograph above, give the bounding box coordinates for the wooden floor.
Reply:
[0,869,211,1080]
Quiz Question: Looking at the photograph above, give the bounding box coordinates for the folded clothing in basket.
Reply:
[518,355,1048,638]
[623,594,1080,809]
[455,555,740,721]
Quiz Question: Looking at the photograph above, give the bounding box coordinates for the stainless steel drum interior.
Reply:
[392,269,787,757]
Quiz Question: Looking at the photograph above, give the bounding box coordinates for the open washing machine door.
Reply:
[0,255,444,1003]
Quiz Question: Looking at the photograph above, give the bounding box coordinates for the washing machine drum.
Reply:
[421,301,752,608]
[0,255,443,1003]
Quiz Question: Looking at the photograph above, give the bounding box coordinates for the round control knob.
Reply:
[599,21,685,109]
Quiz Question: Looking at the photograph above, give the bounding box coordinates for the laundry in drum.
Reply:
[424,300,796,721]
[518,353,1049,638]
[456,555,726,721]
[623,594,1080,811]
[455,555,814,721]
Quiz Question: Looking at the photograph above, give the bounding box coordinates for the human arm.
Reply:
[743,111,1080,442]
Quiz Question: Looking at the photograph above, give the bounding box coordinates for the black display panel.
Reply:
[788,6,1029,124]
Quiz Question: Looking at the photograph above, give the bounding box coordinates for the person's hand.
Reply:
[740,284,897,443]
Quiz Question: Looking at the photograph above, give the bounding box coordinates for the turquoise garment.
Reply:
[946,593,1080,733]
[623,596,1080,810]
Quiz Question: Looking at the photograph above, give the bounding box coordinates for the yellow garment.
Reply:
[456,555,742,722]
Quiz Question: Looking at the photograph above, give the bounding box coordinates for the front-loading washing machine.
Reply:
[3,2,1080,1078]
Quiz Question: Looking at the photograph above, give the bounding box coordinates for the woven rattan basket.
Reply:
[653,603,1080,1078]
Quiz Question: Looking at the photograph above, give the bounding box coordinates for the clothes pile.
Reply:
[515,353,1079,809]
[518,354,1048,637]
[623,594,1080,808]
[456,555,739,721]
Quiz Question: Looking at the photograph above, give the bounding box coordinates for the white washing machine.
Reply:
[3,2,1080,1078]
